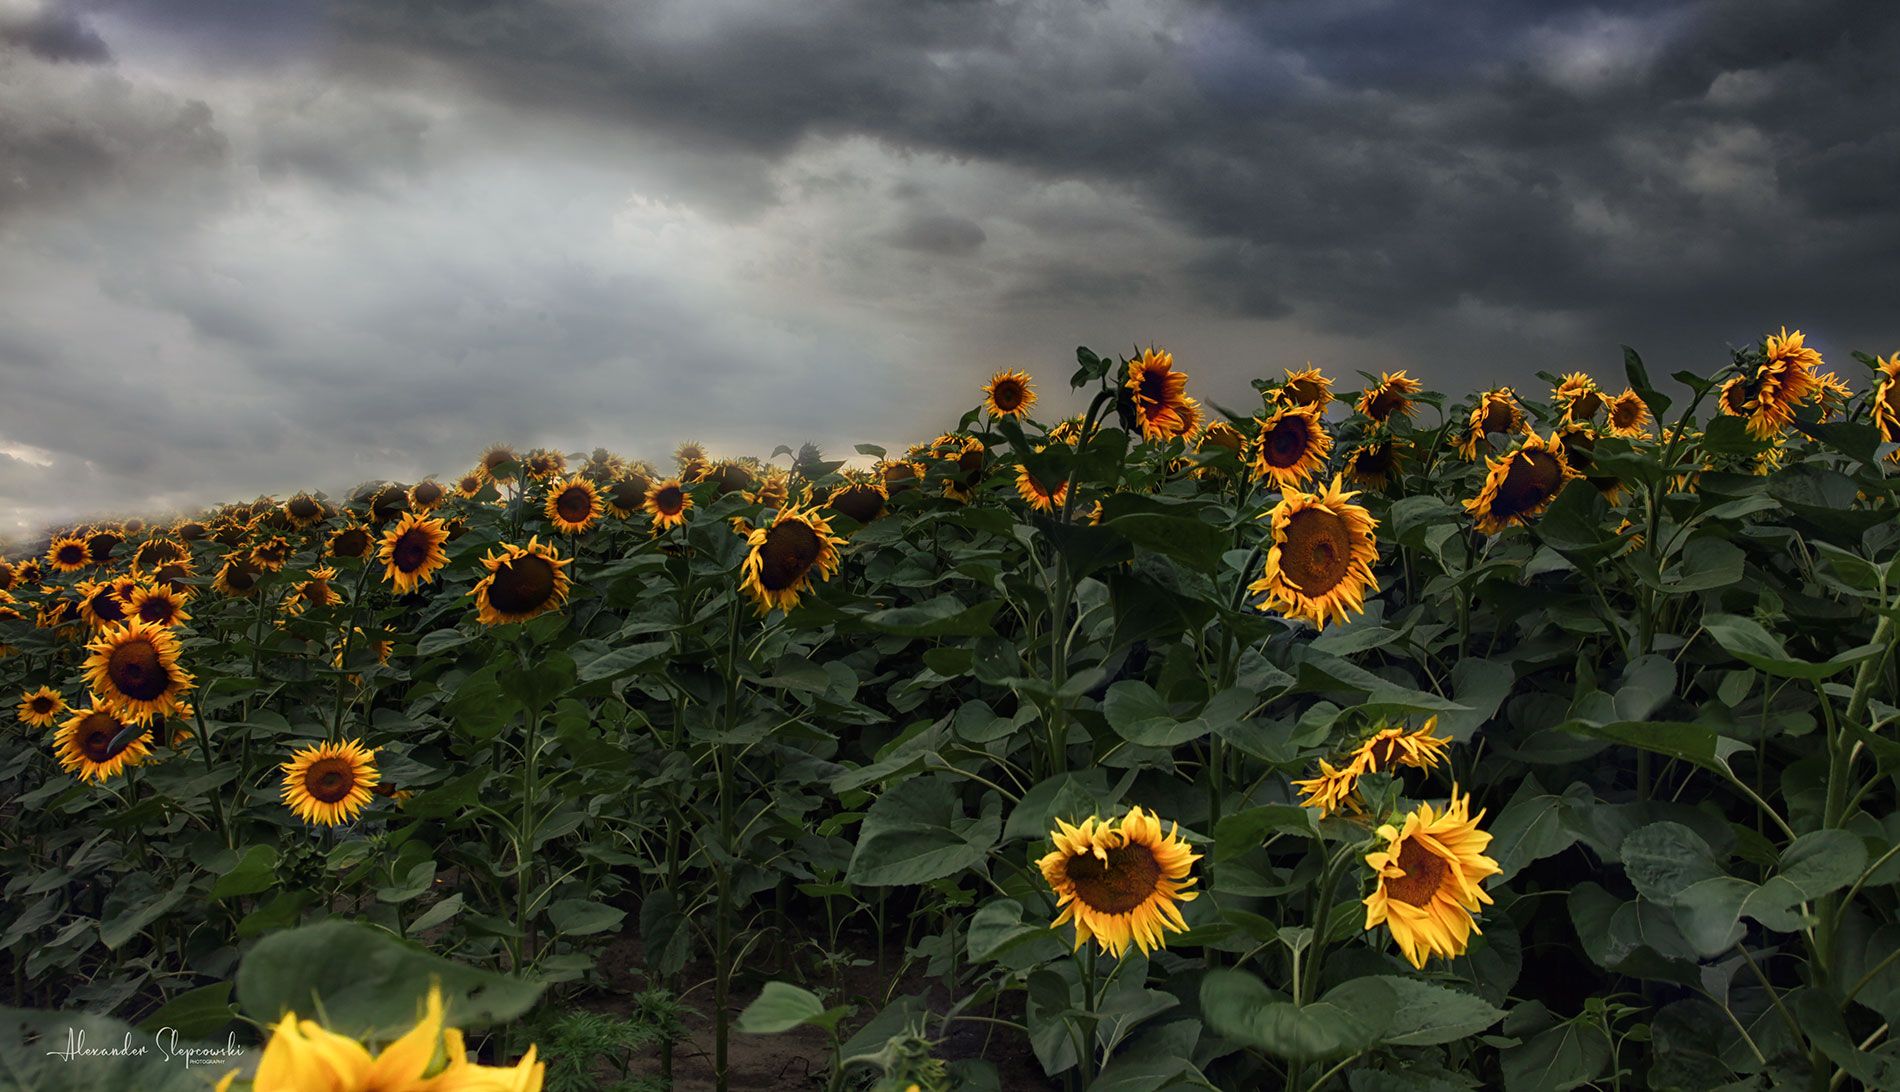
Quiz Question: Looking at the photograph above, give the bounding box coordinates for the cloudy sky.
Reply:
[2,0,1896,535]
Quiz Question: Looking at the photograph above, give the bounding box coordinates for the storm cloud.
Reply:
[2,0,1896,535]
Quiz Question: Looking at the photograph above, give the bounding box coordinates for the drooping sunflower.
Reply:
[83,619,195,725]
[1280,365,1333,409]
[368,484,410,525]
[704,459,759,496]
[471,538,573,626]
[129,584,191,628]
[1362,788,1501,969]
[1352,719,1452,774]
[408,480,447,512]
[1343,435,1405,489]
[1717,327,1824,440]
[1038,807,1199,958]
[0,560,13,592]
[13,559,41,585]
[827,475,888,524]
[1604,389,1651,438]
[543,476,602,535]
[1249,475,1380,628]
[282,566,342,618]
[1550,372,1603,423]
[1874,353,1900,453]
[1291,760,1363,817]
[1249,405,1333,490]
[85,530,121,565]
[53,705,153,782]
[1453,388,1527,460]
[17,686,66,729]
[328,523,374,560]
[131,537,186,572]
[479,444,519,484]
[1013,463,1070,513]
[878,458,925,493]
[281,739,380,826]
[47,535,90,573]
[604,472,652,519]
[249,535,294,572]
[379,513,451,594]
[1813,371,1853,421]
[175,520,207,542]
[1125,348,1202,441]
[748,468,792,510]
[645,478,692,532]
[1356,371,1422,423]
[983,369,1037,419]
[1466,431,1578,534]
[932,435,988,503]
[739,506,845,615]
[76,580,130,629]
[674,440,710,480]
[523,448,568,482]
[282,494,327,530]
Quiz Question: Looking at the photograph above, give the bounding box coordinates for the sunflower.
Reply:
[543,476,602,535]
[645,478,692,532]
[1466,431,1578,534]
[454,471,488,499]
[1037,807,1199,958]
[1874,354,1900,453]
[119,516,147,536]
[53,705,153,782]
[878,458,925,493]
[1453,388,1527,460]
[326,524,373,560]
[83,619,194,725]
[1550,372,1603,423]
[379,513,451,594]
[1047,416,1092,447]
[129,584,191,628]
[1125,348,1202,441]
[479,444,519,484]
[1290,760,1362,817]
[249,535,293,572]
[1362,788,1501,969]
[524,448,568,482]
[1717,328,1824,440]
[175,520,207,542]
[237,986,544,1092]
[739,506,845,615]
[36,595,78,630]
[581,447,626,481]
[283,494,327,529]
[131,537,186,571]
[1343,435,1404,489]
[935,435,988,502]
[17,686,65,729]
[282,566,342,618]
[74,580,129,629]
[983,369,1037,419]
[705,459,759,496]
[749,469,792,510]
[605,473,652,519]
[46,535,90,573]
[1013,463,1070,513]
[369,484,411,525]
[1811,371,1853,421]
[471,538,573,626]
[1356,371,1422,423]
[1250,405,1333,489]
[408,480,448,512]
[1280,365,1333,409]
[1604,389,1651,438]
[1249,475,1380,628]
[281,738,380,826]
[85,530,121,564]
[0,560,13,592]
[1352,719,1452,775]
[674,440,710,480]
[828,475,888,524]
[13,559,41,585]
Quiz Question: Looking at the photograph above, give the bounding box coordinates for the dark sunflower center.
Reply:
[57,544,86,564]
[1139,368,1168,405]
[224,560,257,591]
[459,476,482,493]
[108,638,171,701]
[78,715,127,761]
[955,450,984,486]
[489,555,556,614]
[1367,388,1405,419]
[138,598,176,624]
[373,490,408,522]
[413,483,443,506]
[87,535,121,562]
[31,696,56,714]
[333,529,370,558]
[1280,508,1353,596]
[831,486,884,523]
[485,450,514,472]
[1480,400,1514,434]
[1610,399,1642,429]
[88,590,126,622]
[1495,451,1563,518]
[1064,842,1164,915]
[654,485,685,515]
[289,498,320,519]
[555,486,594,522]
[1572,391,1603,418]
[1262,417,1314,468]
[1287,378,1323,404]
[391,530,432,573]
[992,381,1025,411]
[759,520,822,591]
[305,757,357,803]
[1356,444,1393,473]
[1364,736,1403,771]
[609,478,648,510]
[1384,838,1451,907]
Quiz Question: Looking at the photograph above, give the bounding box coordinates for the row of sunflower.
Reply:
[3,330,1899,1089]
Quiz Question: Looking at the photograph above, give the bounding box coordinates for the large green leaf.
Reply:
[1199,970,1394,1060]
[846,775,1001,886]
[1374,977,1506,1046]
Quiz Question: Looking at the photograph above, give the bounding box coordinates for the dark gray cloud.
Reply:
[2,0,1897,535]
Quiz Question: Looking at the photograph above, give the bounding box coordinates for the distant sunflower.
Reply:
[328,524,373,560]
[54,706,153,782]
[0,560,13,592]
[674,441,710,480]
[470,538,572,626]
[646,478,692,531]
[455,471,488,499]
[704,459,759,496]
[368,484,409,525]
[1356,371,1422,423]
[1813,371,1853,421]
[1362,788,1500,969]
[282,566,342,617]
[1047,416,1092,447]
[1250,405,1332,489]
[249,535,293,572]
[605,473,652,519]
[17,686,65,729]
[935,435,987,502]
[1038,807,1199,958]
[739,506,845,614]
[1249,475,1380,628]
[132,538,185,571]
[1453,388,1527,460]
[1343,435,1404,489]
[129,583,191,627]
[1551,372,1603,423]
[83,619,194,725]
[983,369,1037,419]
[408,480,447,512]
[1290,760,1362,817]
[175,520,207,542]
[1874,353,1900,453]
[1125,348,1202,441]
[878,459,925,493]
[581,447,626,481]
[281,739,379,826]
[544,476,602,535]
[1604,389,1651,438]
[1280,365,1333,409]
[47,535,90,573]
[13,559,41,585]
[1466,431,1577,534]
[523,448,567,482]
[748,469,791,510]
[827,476,888,524]
[479,444,519,484]
[119,517,147,536]
[76,580,129,629]
[1013,463,1070,513]
[85,530,121,565]
[378,513,450,594]
[282,494,327,530]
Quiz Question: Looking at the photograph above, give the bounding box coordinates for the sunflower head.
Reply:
[455,471,489,499]
[1125,348,1201,441]
[878,458,925,493]
[85,531,122,565]
[1281,365,1334,409]
[1465,431,1578,534]
[739,507,845,614]
[54,705,153,782]
[328,524,374,560]
[1356,372,1422,423]
[605,473,652,518]
[544,476,602,535]
[175,520,208,542]
[1344,435,1404,489]
[281,739,380,826]
[471,537,573,627]
[408,480,447,512]
[827,475,888,524]
[369,484,410,526]
[1037,807,1199,958]
[76,580,129,629]
[983,369,1037,419]
[130,583,191,628]
[132,538,186,571]
[249,535,293,572]
[83,619,194,725]
[1874,353,1900,446]
[17,686,66,729]
[283,494,327,529]
[674,441,710,479]
[645,478,692,532]
[47,535,90,573]
[705,459,760,497]
[523,448,568,482]
[1249,405,1333,489]
[1551,372,1602,423]
[1363,788,1500,968]
[1013,461,1070,513]
[1249,475,1380,628]
[1604,389,1651,437]
[480,444,519,483]
[378,513,451,594]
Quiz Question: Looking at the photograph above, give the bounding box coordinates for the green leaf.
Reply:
[1487,783,1585,882]
[574,640,671,683]
[1703,614,1867,679]
[136,981,236,1039]
[1212,805,1317,862]
[1560,720,1747,776]
[846,775,1001,886]
[1620,822,1725,906]
[736,981,839,1033]
[857,596,1002,637]
[1102,512,1227,574]
[1374,977,1506,1046]
[1502,1017,1612,1091]
[211,844,279,899]
[100,877,190,950]
[545,898,627,937]
[1199,970,1394,1061]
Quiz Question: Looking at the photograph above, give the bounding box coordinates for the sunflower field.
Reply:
[3,334,1900,1091]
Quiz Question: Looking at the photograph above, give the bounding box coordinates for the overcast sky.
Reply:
[2,0,1896,536]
